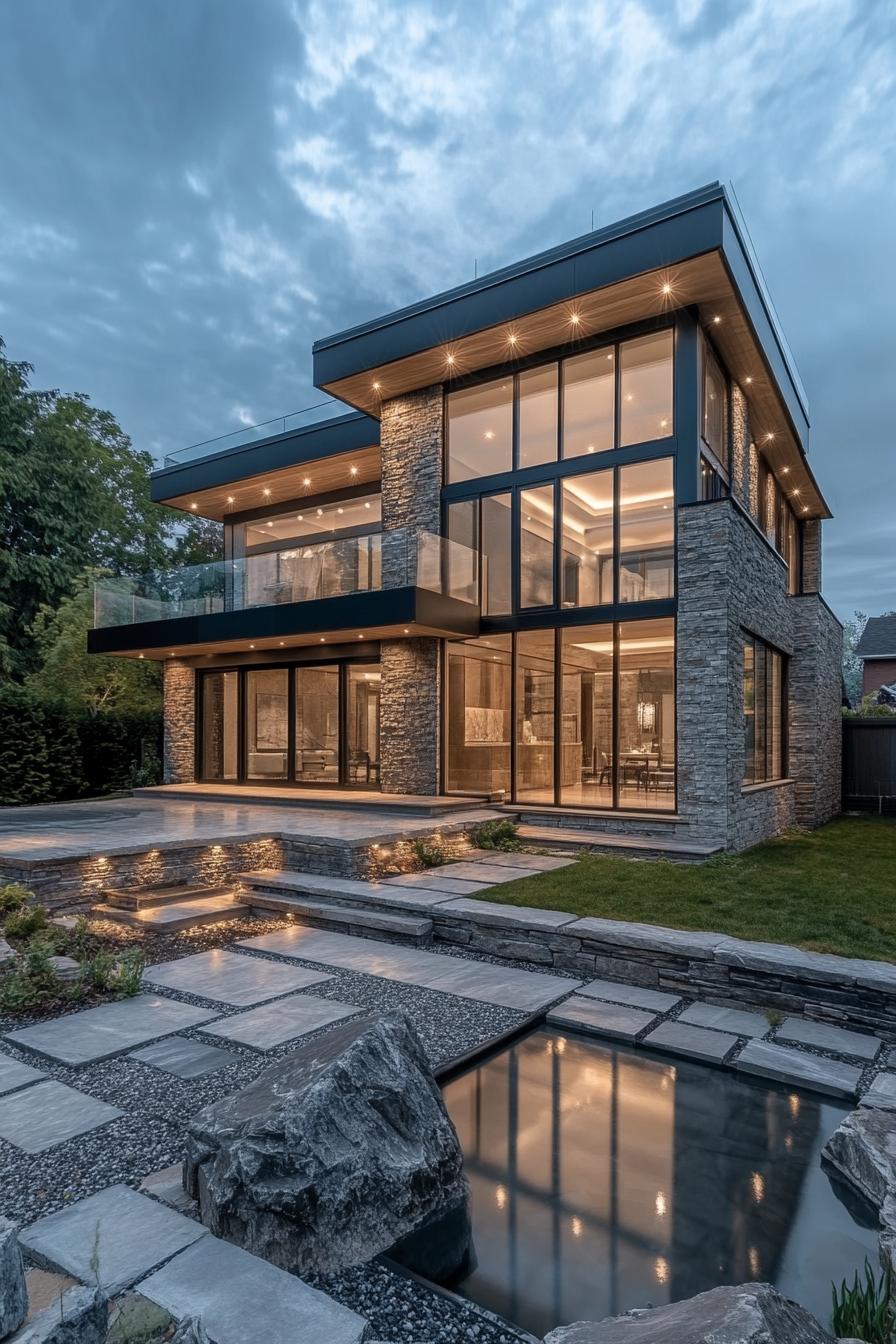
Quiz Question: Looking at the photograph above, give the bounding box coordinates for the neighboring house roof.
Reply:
[856,614,896,659]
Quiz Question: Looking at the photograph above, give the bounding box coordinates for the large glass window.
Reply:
[481,493,512,615]
[518,365,558,469]
[201,671,238,781]
[446,636,511,794]
[294,666,339,783]
[519,484,555,608]
[562,348,615,459]
[245,668,289,781]
[516,629,555,804]
[618,458,675,601]
[620,330,674,447]
[560,626,614,807]
[561,470,613,608]
[240,492,381,554]
[347,665,381,786]
[743,636,787,784]
[618,618,676,809]
[447,378,513,482]
[702,342,727,463]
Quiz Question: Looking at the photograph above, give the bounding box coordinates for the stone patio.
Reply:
[0,1055,45,1097]
[199,993,361,1051]
[130,1036,237,1079]
[142,947,333,1006]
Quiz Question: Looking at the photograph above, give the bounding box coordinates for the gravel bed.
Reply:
[313,1260,531,1343]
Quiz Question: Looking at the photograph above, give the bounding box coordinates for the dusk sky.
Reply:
[2,0,894,620]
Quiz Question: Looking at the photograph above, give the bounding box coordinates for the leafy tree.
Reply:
[26,570,162,714]
[0,337,172,678]
[0,686,51,805]
[842,611,868,707]
[169,516,223,569]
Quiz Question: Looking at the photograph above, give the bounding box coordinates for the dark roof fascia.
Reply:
[150,411,379,503]
[311,183,810,451]
[856,615,896,658]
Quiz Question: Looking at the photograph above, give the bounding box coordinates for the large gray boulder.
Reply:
[542,1282,835,1342]
[823,1105,896,1209]
[184,1011,472,1283]
[0,1216,27,1338]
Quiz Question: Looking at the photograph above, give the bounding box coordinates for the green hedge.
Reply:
[0,685,162,806]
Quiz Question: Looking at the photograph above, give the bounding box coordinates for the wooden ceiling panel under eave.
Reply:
[163,443,382,521]
[321,251,829,519]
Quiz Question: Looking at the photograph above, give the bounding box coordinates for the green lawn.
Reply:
[488,816,896,963]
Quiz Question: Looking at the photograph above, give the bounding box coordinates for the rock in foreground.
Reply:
[185,1011,471,1282]
[822,1104,896,1208]
[542,1282,835,1342]
[0,1216,27,1338]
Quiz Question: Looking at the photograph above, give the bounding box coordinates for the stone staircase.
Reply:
[92,883,248,932]
[239,870,436,944]
[516,824,723,861]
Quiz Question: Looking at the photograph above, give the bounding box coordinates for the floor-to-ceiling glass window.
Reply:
[516,629,555,804]
[245,668,289,781]
[519,485,555,608]
[617,617,675,808]
[347,664,381,786]
[294,666,339,783]
[561,470,614,608]
[481,493,512,616]
[201,671,239,781]
[618,459,675,602]
[445,636,511,794]
[560,626,614,807]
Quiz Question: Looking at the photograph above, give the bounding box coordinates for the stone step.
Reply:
[92,893,248,932]
[517,824,722,861]
[104,883,235,911]
[242,889,433,945]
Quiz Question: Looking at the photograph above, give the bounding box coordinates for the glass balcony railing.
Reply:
[93,529,479,629]
[162,400,350,469]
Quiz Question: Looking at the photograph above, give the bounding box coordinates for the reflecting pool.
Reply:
[442,1026,877,1339]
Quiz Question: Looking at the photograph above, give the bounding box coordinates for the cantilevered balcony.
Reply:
[88,529,481,658]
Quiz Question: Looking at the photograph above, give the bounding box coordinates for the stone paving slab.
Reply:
[198,993,360,1051]
[546,996,658,1042]
[734,1039,862,1098]
[0,1054,46,1096]
[130,1036,237,1078]
[380,873,491,896]
[643,1021,739,1065]
[474,852,574,871]
[677,1002,770,1037]
[19,1185,207,1295]
[775,1016,881,1061]
[137,1231,368,1344]
[861,1072,896,1110]
[437,861,539,884]
[0,1079,124,1153]
[238,927,579,1011]
[142,948,332,1007]
[139,1163,197,1214]
[4,995,219,1067]
[577,978,681,1013]
[569,917,728,960]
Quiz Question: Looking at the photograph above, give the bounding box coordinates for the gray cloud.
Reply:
[1,0,894,618]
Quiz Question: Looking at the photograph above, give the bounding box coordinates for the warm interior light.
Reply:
[484,430,495,440]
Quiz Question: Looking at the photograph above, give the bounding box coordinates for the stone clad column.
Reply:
[163,659,196,784]
[378,385,443,795]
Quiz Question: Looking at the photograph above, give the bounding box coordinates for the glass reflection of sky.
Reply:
[443,1027,876,1340]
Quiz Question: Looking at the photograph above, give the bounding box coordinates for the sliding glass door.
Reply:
[198,660,380,789]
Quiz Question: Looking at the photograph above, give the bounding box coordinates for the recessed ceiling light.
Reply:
[781,467,790,475]
[249,643,255,649]
[303,477,311,487]
[190,502,197,510]
[357,633,364,639]
[744,377,753,385]
[227,495,235,504]
[713,315,721,324]
[661,282,672,295]
[508,332,518,345]
[372,381,381,391]
[138,653,144,659]
[765,432,775,441]
[570,312,581,325]
[404,628,410,634]
[446,353,455,366]
[320,637,326,643]
[279,641,285,646]
[802,505,809,513]
[350,465,359,476]
[364,502,371,509]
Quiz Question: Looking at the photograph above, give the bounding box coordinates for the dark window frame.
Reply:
[742,633,789,785]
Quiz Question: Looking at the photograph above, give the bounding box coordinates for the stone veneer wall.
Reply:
[801,518,822,593]
[379,384,444,795]
[163,660,196,784]
[729,382,750,506]
[677,497,840,851]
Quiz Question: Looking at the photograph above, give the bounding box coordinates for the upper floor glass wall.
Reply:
[701,339,728,466]
[446,329,673,484]
[234,491,382,556]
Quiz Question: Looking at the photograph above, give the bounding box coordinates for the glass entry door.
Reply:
[347,665,381,787]
[294,666,339,783]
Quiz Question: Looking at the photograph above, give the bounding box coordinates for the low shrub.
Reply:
[4,903,50,941]
[411,836,449,868]
[472,818,522,852]
[831,1259,894,1343]
[0,884,30,915]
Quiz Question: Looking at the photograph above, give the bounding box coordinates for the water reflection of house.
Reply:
[443,1029,821,1340]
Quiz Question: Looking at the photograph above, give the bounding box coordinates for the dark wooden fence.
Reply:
[843,718,896,814]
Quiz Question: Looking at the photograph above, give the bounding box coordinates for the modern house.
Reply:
[89,183,842,852]
[855,614,896,700]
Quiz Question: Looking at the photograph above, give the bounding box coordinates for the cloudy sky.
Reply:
[2,0,894,619]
